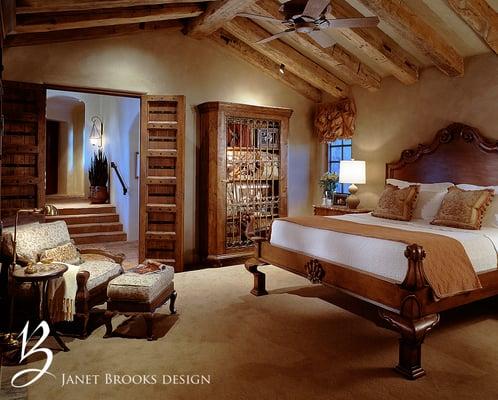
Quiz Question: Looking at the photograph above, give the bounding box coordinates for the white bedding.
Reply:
[270,213,498,283]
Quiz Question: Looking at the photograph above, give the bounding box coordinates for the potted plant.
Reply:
[319,171,339,206]
[89,149,109,204]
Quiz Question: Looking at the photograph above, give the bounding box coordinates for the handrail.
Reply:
[110,161,128,195]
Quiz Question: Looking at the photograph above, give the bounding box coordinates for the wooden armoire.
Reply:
[197,102,292,266]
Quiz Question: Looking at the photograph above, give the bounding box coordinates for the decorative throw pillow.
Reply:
[40,242,82,265]
[431,186,495,230]
[387,179,453,221]
[372,184,420,221]
[457,184,498,228]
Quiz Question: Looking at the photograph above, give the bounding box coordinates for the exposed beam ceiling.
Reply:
[447,0,498,55]
[358,0,464,77]
[248,0,381,91]
[225,17,349,99]
[5,19,183,47]
[14,3,205,33]
[186,0,255,38]
[15,1,216,14]
[329,0,419,85]
[210,29,323,102]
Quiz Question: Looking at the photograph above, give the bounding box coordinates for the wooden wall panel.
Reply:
[139,95,184,271]
[1,81,46,217]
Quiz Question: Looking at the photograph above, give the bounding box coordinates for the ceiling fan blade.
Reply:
[256,28,295,45]
[236,13,285,24]
[325,16,380,29]
[303,0,331,20]
[307,30,336,48]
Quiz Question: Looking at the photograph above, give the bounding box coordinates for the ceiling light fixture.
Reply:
[279,64,285,74]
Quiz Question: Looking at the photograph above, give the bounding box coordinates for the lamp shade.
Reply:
[339,160,366,184]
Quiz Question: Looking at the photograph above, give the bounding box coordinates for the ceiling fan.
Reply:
[237,0,379,48]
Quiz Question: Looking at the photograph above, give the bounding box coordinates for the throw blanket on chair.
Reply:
[47,263,80,322]
[281,216,482,299]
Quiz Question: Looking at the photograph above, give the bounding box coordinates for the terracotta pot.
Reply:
[90,186,108,204]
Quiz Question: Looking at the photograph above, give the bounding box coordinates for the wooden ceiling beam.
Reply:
[210,29,323,102]
[329,0,419,85]
[358,0,464,77]
[1,0,16,37]
[14,3,204,33]
[16,1,216,15]
[248,0,381,91]
[447,0,498,55]
[4,19,183,47]
[186,0,255,38]
[224,17,349,99]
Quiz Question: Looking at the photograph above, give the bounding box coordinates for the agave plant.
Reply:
[89,149,109,187]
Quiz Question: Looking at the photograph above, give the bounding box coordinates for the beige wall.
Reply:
[347,53,498,208]
[4,30,315,264]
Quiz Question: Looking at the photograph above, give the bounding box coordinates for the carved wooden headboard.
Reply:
[386,123,498,186]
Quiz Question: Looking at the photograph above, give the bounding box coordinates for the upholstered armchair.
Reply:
[1,220,125,338]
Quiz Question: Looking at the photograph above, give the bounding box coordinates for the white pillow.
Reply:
[456,184,498,228]
[386,179,453,221]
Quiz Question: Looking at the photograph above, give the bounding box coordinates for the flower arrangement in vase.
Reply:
[319,172,339,206]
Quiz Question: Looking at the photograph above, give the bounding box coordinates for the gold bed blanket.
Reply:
[280,216,482,299]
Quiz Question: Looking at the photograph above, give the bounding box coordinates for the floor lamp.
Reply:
[0,205,59,347]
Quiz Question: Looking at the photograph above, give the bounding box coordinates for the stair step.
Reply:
[57,206,116,215]
[72,231,127,245]
[46,213,119,225]
[68,222,123,234]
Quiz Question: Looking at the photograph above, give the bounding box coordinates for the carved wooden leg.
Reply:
[144,313,155,341]
[379,295,440,380]
[75,271,90,338]
[169,291,177,314]
[245,258,268,296]
[103,311,115,338]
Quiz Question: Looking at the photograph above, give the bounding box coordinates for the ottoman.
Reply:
[103,266,177,341]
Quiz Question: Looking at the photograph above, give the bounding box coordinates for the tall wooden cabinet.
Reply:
[197,102,292,266]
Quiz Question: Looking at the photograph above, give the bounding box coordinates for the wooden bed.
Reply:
[245,122,498,380]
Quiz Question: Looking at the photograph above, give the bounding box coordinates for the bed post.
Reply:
[245,236,268,296]
[379,244,440,379]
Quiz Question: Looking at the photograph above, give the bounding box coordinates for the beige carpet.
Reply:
[3,265,498,400]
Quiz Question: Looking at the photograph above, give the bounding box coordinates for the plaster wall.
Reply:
[315,53,498,207]
[3,30,315,264]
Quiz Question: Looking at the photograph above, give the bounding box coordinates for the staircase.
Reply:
[46,203,127,245]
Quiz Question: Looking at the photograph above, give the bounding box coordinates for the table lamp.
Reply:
[0,204,59,347]
[339,160,366,209]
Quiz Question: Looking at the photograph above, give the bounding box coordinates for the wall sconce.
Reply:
[90,116,103,147]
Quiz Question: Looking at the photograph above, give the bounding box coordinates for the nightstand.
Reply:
[313,205,372,216]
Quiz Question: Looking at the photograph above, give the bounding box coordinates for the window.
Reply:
[327,139,352,194]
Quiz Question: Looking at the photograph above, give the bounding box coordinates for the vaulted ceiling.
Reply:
[1,0,497,102]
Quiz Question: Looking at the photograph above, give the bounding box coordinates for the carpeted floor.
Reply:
[2,264,498,400]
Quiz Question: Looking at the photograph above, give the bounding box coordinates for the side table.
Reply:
[12,264,70,352]
[313,205,372,216]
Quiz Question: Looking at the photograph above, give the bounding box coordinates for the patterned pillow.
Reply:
[431,186,495,230]
[372,184,420,221]
[40,242,82,265]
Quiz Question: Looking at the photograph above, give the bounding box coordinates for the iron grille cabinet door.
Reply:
[197,102,292,267]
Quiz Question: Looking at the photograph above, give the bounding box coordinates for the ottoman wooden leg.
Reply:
[169,290,177,314]
[144,313,155,341]
[103,311,115,338]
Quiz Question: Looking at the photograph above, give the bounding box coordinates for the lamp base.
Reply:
[346,184,360,209]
